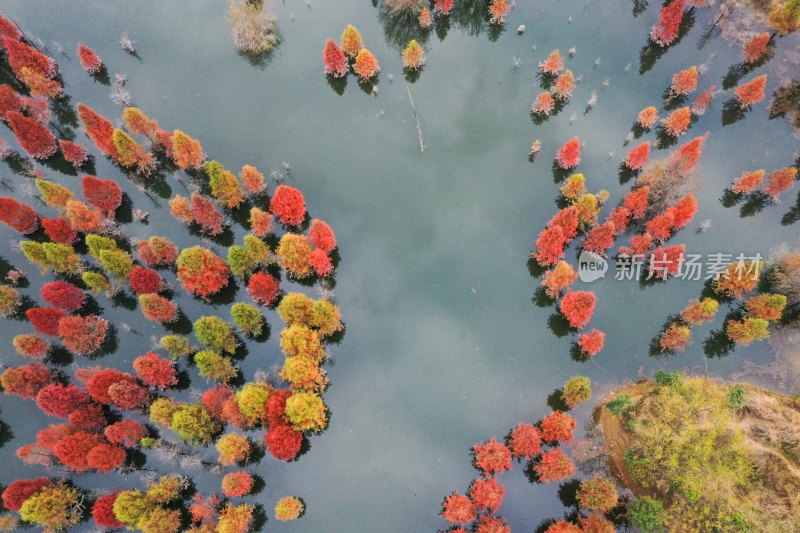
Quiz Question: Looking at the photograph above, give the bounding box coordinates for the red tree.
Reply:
[35,383,88,418]
[76,103,119,159]
[692,85,716,115]
[540,411,576,443]
[534,449,576,482]
[650,0,685,46]
[59,139,89,168]
[545,520,582,533]
[41,217,77,244]
[473,438,512,475]
[0,84,23,119]
[743,33,770,62]
[86,368,137,405]
[26,307,67,336]
[2,36,56,79]
[105,419,147,447]
[6,110,56,159]
[534,225,566,266]
[190,193,227,235]
[202,385,235,420]
[581,221,616,255]
[0,197,39,234]
[77,44,103,73]
[139,294,177,323]
[222,472,253,498]
[133,351,177,389]
[671,195,697,228]
[662,107,691,136]
[137,236,178,266]
[638,106,659,129]
[532,91,555,115]
[309,248,334,277]
[670,66,698,96]
[650,245,686,279]
[735,74,767,108]
[475,515,510,533]
[323,39,348,77]
[763,167,798,199]
[270,185,307,226]
[560,291,596,328]
[52,431,104,472]
[609,206,631,233]
[176,246,230,298]
[469,477,505,511]
[40,281,86,312]
[624,187,650,219]
[539,50,565,75]
[249,207,273,237]
[265,389,292,426]
[2,478,52,511]
[509,423,542,459]
[265,425,303,461]
[646,210,675,241]
[555,137,581,169]
[68,401,106,431]
[129,266,162,294]
[435,0,455,14]
[92,493,125,528]
[309,219,336,252]
[732,169,764,194]
[82,175,122,214]
[580,513,616,533]
[578,329,605,356]
[623,141,650,170]
[550,206,580,239]
[441,492,476,525]
[13,334,51,358]
[107,380,148,410]
[668,134,706,175]
[0,15,21,43]
[247,272,280,305]
[86,442,126,472]
[58,315,108,356]
[541,261,577,298]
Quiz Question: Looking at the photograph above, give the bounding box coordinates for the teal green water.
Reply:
[1,0,799,531]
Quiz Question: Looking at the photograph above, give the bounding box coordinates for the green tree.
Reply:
[278,292,315,325]
[194,350,238,383]
[562,376,591,408]
[231,303,264,337]
[170,404,219,445]
[194,316,237,354]
[629,496,668,532]
[160,335,196,358]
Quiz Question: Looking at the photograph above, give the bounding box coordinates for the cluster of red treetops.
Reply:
[0,14,337,531]
[438,375,620,533]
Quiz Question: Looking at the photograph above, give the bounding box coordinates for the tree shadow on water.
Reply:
[548,312,575,338]
[739,192,771,217]
[528,256,548,279]
[781,190,800,225]
[532,286,555,308]
[719,188,744,208]
[325,74,347,96]
[547,388,570,412]
[721,98,747,126]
